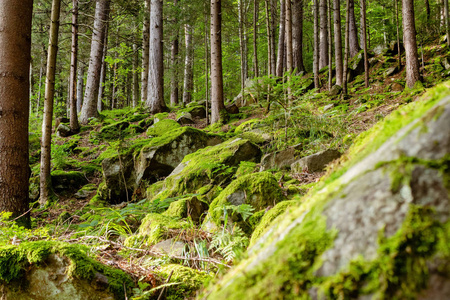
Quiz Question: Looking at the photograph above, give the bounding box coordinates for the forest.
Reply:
[0,0,449,299]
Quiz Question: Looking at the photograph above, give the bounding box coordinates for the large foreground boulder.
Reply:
[0,241,133,300]
[206,84,450,299]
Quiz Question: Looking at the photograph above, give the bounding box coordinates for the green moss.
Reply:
[135,213,187,245]
[154,112,170,121]
[146,119,181,137]
[249,200,298,247]
[146,181,165,200]
[238,131,267,144]
[235,119,262,134]
[97,120,130,140]
[208,172,285,227]
[51,170,88,192]
[164,199,188,218]
[0,241,133,299]
[234,161,258,178]
[157,264,211,300]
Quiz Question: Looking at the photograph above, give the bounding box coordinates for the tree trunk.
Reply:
[239,0,249,90]
[264,0,273,75]
[97,26,108,112]
[395,0,402,68]
[313,0,320,89]
[348,0,360,57]
[170,0,179,106]
[211,0,225,124]
[360,0,369,88]
[183,24,194,105]
[402,0,421,88]
[141,0,150,104]
[77,67,83,113]
[334,0,343,86]
[445,0,450,47]
[425,0,430,22]
[37,46,46,114]
[285,0,293,102]
[40,0,61,206]
[80,0,111,124]
[204,3,210,124]
[292,0,305,73]
[276,0,286,77]
[69,0,80,133]
[328,0,332,90]
[133,43,140,107]
[0,0,33,227]
[319,0,329,69]
[343,0,351,95]
[147,0,167,113]
[253,0,259,78]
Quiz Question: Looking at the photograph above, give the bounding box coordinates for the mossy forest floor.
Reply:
[11,37,450,298]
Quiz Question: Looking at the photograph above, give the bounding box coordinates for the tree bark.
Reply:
[445,0,450,47]
[0,0,33,227]
[204,3,210,124]
[97,25,108,112]
[292,0,305,73]
[334,0,343,86]
[276,0,286,77]
[147,0,167,113]
[141,0,150,104]
[395,0,402,68]
[285,0,293,102]
[133,42,140,108]
[69,0,80,133]
[264,0,274,75]
[77,67,83,113]
[402,0,421,88]
[80,0,111,124]
[211,0,225,124]
[343,0,351,95]
[348,0,360,57]
[360,0,369,88]
[170,0,179,106]
[239,0,249,89]
[313,0,320,89]
[328,0,332,90]
[319,0,329,69]
[40,0,61,206]
[37,45,46,114]
[270,0,277,75]
[183,24,194,105]
[253,0,260,78]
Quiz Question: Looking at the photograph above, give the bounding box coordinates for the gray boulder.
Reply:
[260,144,302,171]
[442,57,450,70]
[291,149,341,173]
[384,66,398,77]
[176,112,194,125]
[152,238,186,256]
[56,123,71,137]
[328,85,342,96]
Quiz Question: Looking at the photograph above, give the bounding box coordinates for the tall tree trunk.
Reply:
[37,46,46,114]
[343,0,351,95]
[40,0,61,206]
[285,0,293,102]
[97,26,108,112]
[77,67,83,113]
[211,0,225,124]
[239,0,249,89]
[313,0,320,89]
[264,0,273,75]
[133,43,140,107]
[445,0,450,47]
[170,0,179,106]
[292,0,305,73]
[402,0,421,88]
[334,0,343,86]
[319,0,329,69]
[360,0,369,88]
[204,3,210,125]
[425,0,430,22]
[395,0,402,68]
[270,0,277,75]
[328,0,332,90]
[0,0,33,227]
[348,0,360,57]
[183,24,194,105]
[141,0,150,104]
[276,0,286,77]
[253,0,259,78]
[80,0,111,124]
[147,0,167,113]
[69,0,80,133]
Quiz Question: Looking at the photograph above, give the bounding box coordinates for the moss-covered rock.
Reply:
[154,138,262,203]
[157,264,211,300]
[146,118,181,137]
[97,120,130,140]
[51,170,88,193]
[206,82,450,299]
[0,241,133,300]
[207,172,285,232]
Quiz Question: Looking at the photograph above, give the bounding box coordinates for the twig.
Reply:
[157,270,174,300]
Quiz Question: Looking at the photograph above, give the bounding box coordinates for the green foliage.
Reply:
[210,225,249,263]
[0,212,50,247]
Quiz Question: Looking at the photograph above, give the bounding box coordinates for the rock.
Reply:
[155,138,262,202]
[350,51,365,76]
[384,66,398,77]
[373,44,388,56]
[152,238,186,256]
[291,149,341,173]
[74,183,97,199]
[146,118,181,136]
[98,121,130,140]
[388,40,404,55]
[51,170,88,193]
[260,144,302,171]
[135,127,223,187]
[0,241,133,300]
[176,112,194,125]
[442,57,450,70]
[206,88,450,299]
[226,103,240,114]
[368,57,379,67]
[206,172,285,233]
[186,105,207,118]
[54,117,70,130]
[56,123,71,137]
[440,34,448,44]
[328,85,342,96]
